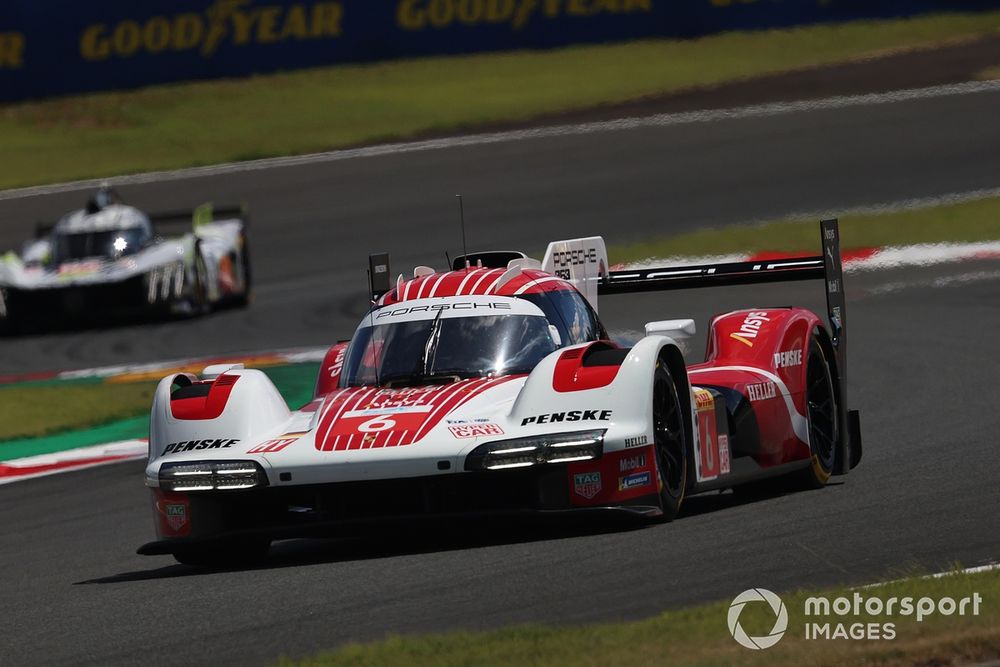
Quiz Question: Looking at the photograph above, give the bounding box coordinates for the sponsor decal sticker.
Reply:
[162,438,239,455]
[448,423,504,438]
[573,472,602,499]
[623,435,648,448]
[618,471,651,491]
[343,404,435,417]
[619,453,646,472]
[375,301,511,319]
[694,388,714,411]
[247,432,306,454]
[729,311,770,347]
[58,260,102,277]
[719,434,731,475]
[773,349,803,369]
[746,381,777,402]
[549,247,599,280]
[327,346,346,379]
[165,504,187,531]
[521,409,612,426]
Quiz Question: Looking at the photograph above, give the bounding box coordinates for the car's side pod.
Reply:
[598,219,861,475]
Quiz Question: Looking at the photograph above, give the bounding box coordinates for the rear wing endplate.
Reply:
[599,219,860,472]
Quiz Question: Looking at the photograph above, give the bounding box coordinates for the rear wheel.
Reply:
[792,335,838,489]
[653,361,687,520]
[233,231,252,308]
[173,537,270,568]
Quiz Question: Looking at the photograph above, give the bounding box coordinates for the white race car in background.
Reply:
[0,187,251,333]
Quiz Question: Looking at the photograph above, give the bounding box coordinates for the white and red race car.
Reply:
[139,220,861,566]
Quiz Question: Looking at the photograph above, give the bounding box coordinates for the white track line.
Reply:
[623,241,1000,273]
[3,80,1000,202]
[0,439,148,485]
[857,562,1000,589]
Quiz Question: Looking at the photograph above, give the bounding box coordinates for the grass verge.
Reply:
[2,12,999,189]
[0,380,154,442]
[0,362,319,445]
[978,65,1000,79]
[279,567,999,667]
[609,194,1000,263]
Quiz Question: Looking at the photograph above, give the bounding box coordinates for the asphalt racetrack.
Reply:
[0,86,999,665]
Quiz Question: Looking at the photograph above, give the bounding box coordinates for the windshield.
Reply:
[342,313,557,387]
[55,228,149,262]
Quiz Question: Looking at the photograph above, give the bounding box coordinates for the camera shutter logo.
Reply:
[728,588,788,649]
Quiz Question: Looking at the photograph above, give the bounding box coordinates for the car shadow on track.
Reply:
[74,515,650,584]
[678,481,845,519]
[75,482,844,585]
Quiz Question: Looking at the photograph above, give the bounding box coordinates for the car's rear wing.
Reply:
[599,219,860,473]
[148,203,247,234]
[34,203,247,239]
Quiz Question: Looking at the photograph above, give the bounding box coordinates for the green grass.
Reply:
[0,380,156,441]
[609,194,1000,263]
[0,362,320,443]
[280,567,1000,667]
[2,12,999,189]
[978,64,1000,79]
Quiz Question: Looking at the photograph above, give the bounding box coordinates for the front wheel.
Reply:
[653,361,687,520]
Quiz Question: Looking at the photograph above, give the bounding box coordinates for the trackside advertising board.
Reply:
[1,0,998,102]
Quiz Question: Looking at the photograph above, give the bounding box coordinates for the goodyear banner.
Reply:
[1,0,998,102]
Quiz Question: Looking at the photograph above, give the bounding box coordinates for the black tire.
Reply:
[233,231,252,308]
[791,335,839,490]
[653,360,687,521]
[189,250,210,316]
[173,537,270,568]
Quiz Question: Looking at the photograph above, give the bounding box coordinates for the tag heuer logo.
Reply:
[165,504,187,531]
[573,472,602,499]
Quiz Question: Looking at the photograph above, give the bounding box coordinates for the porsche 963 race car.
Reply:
[139,219,861,566]
[0,187,251,332]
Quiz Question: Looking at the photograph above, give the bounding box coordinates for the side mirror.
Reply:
[644,319,696,340]
[548,324,562,347]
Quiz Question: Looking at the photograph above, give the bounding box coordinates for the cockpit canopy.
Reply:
[341,297,559,388]
[54,226,151,261]
[52,203,153,262]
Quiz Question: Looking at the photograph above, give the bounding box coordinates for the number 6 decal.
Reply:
[357,416,396,433]
[694,389,721,482]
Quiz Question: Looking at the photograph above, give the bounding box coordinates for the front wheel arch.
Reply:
[657,344,695,493]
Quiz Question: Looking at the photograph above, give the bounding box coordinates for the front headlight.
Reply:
[464,429,605,471]
[159,460,267,492]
